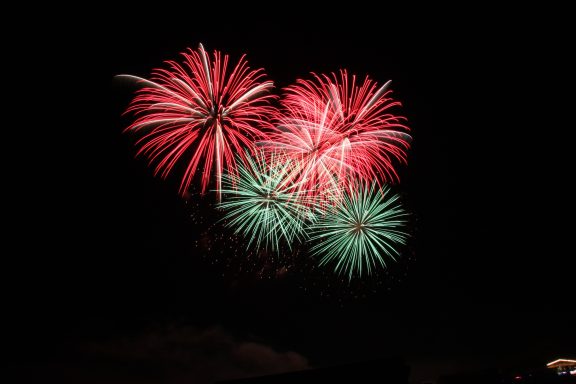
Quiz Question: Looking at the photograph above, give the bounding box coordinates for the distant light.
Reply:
[570,369,576,375]
[514,375,522,380]
[546,359,576,367]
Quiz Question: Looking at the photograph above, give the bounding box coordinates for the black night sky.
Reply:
[12,6,574,384]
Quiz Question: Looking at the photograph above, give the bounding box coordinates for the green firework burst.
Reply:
[310,183,409,280]
[218,151,315,254]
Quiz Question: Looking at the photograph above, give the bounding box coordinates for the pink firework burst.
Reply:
[118,43,277,198]
[263,70,411,203]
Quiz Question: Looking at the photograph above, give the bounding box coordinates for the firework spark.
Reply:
[310,183,409,280]
[262,70,411,204]
[218,151,316,254]
[118,43,276,198]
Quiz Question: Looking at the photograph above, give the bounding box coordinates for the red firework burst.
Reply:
[118,44,276,198]
[263,70,411,203]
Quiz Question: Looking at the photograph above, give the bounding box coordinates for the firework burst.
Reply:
[310,183,409,280]
[263,70,411,204]
[118,43,276,198]
[218,151,316,255]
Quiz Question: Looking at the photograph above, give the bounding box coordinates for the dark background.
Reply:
[11,5,573,383]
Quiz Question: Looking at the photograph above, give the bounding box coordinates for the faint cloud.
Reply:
[84,325,308,383]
